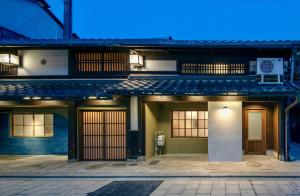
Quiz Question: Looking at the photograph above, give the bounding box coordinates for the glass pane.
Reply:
[186,111,192,119]
[192,129,198,137]
[173,111,178,119]
[186,129,191,137]
[248,112,262,140]
[192,119,197,128]
[198,129,205,137]
[205,129,208,137]
[13,115,23,126]
[24,114,34,125]
[35,125,44,137]
[179,112,185,119]
[173,129,178,137]
[198,111,204,119]
[179,120,185,128]
[179,129,185,137]
[34,114,44,126]
[205,120,208,128]
[191,111,197,119]
[205,111,208,119]
[13,126,23,136]
[186,119,191,128]
[198,120,205,128]
[24,126,34,136]
[173,120,179,129]
[45,125,54,137]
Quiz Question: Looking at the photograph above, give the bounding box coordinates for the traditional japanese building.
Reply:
[0,38,299,161]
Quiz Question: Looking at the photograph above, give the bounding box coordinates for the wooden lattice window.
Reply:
[0,63,18,76]
[12,114,54,137]
[75,52,129,72]
[181,63,246,75]
[172,111,208,138]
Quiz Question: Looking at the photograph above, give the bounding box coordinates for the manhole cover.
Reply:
[88,181,162,196]
[148,160,160,165]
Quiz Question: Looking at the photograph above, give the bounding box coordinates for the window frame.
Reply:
[171,110,208,138]
[11,113,54,138]
[179,61,248,75]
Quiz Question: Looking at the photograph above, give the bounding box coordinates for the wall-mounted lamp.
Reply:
[88,96,97,100]
[129,54,144,67]
[0,54,19,66]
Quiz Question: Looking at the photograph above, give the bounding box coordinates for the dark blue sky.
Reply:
[48,0,300,40]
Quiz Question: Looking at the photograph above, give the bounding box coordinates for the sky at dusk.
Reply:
[48,0,300,40]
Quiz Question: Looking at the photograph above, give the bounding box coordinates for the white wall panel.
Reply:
[131,60,177,72]
[208,101,243,162]
[18,50,68,76]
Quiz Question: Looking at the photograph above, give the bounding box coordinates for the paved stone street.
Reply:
[0,155,300,177]
[0,178,300,196]
[0,155,300,195]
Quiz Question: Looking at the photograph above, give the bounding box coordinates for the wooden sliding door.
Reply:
[81,110,127,161]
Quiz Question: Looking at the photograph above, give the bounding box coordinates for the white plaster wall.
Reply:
[208,101,243,162]
[130,60,177,72]
[18,50,68,76]
[0,0,63,39]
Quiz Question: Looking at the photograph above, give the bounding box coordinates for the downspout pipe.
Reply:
[284,47,300,161]
[284,96,299,161]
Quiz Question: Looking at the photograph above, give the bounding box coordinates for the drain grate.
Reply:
[88,180,162,196]
[112,163,127,167]
[148,160,160,165]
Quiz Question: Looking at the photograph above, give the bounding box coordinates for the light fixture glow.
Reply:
[0,54,19,65]
[23,96,31,100]
[129,54,144,66]
[88,96,97,100]
[32,96,41,100]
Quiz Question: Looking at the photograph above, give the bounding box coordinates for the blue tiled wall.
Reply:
[0,108,68,155]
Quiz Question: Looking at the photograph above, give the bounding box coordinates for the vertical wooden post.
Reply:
[68,101,77,160]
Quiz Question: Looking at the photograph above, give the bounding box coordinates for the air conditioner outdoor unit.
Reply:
[257,58,284,84]
[257,58,283,75]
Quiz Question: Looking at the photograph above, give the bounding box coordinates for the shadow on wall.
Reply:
[0,108,68,155]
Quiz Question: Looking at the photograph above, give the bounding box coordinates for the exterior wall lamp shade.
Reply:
[0,54,19,65]
[129,54,144,66]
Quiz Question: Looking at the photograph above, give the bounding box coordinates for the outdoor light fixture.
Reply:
[23,96,31,100]
[0,54,19,66]
[129,54,144,67]
[88,96,97,100]
[32,96,41,100]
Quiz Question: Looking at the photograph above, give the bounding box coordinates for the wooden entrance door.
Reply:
[245,109,266,155]
[81,110,127,160]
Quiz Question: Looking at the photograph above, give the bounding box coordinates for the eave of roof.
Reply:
[0,39,299,49]
[0,78,296,100]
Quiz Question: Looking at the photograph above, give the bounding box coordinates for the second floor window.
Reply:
[75,52,129,73]
[181,63,246,75]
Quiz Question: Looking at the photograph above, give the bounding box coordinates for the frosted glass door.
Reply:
[248,112,262,140]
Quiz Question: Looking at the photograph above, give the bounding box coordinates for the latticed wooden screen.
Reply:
[75,52,129,72]
[0,63,17,76]
[81,111,127,161]
[181,63,246,75]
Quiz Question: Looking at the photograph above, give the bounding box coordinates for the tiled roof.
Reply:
[0,38,299,49]
[0,77,296,100]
